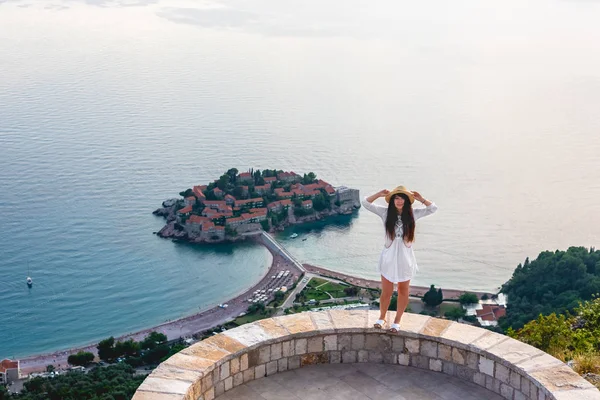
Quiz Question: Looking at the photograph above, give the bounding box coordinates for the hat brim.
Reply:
[385,190,415,204]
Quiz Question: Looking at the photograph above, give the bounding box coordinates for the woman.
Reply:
[362,186,438,333]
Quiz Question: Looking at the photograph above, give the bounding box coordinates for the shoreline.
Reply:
[17,243,302,375]
[16,245,495,375]
[303,264,496,299]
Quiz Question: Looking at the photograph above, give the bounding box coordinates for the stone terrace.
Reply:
[132,310,600,400]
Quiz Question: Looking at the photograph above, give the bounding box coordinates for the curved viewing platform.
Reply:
[132,310,600,400]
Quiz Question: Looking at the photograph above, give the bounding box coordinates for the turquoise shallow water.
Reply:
[1,0,600,358]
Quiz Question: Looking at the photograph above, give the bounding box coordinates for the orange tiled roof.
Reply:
[280,199,292,206]
[302,200,313,205]
[0,360,18,374]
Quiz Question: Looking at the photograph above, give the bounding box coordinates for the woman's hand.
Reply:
[412,191,425,202]
[378,189,390,198]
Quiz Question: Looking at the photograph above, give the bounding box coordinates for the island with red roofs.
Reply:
[153,168,361,243]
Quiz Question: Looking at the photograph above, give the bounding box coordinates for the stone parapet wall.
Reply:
[132,310,600,400]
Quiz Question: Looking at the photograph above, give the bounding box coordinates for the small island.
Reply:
[153,168,361,243]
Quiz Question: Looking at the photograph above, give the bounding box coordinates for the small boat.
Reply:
[26,261,33,288]
[290,233,298,239]
[302,238,307,241]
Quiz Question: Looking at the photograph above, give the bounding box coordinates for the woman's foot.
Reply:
[374,319,386,329]
[388,322,401,333]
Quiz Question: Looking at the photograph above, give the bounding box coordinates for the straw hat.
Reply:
[385,185,415,204]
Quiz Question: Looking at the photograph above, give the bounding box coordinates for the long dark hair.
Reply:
[385,193,415,243]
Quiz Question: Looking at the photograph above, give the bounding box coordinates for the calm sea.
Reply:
[1,0,599,358]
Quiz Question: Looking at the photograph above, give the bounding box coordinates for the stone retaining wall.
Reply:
[132,310,600,400]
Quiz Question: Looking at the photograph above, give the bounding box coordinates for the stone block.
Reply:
[383,352,397,365]
[308,336,324,353]
[201,373,213,391]
[223,323,274,347]
[438,344,452,362]
[399,313,431,334]
[553,389,600,399]
[529,366,595,392]
[455,365,475,381]
[473,372,486,387]
[466,352,478,370]
[137,377,190,396]
[368,351,384,364]
[295,338,307,355]
[495,363,510,384]
[270,342,282,360]
[430,359,443,372]
[357,350,369,363]
[330,351,341,364]
[233,372,243,387]
[310,311,335,331]
[202,334,246,354]
[220,361,230,381]
[514,390,527,400]
[479,356,495,376]
[351,334,365,350]
[258,346,271,364]
[242,368,254,383]
[440,322,489,349]
[365,334,392,351]
[301,352,328,366]
[256,318,290,338]
[510,370,521,390]
[276,312,315,334]
[255,364,266,379]
[443,361,456,376]
[405,338,420,354]
[324,335,337,351]
[288,356,300,370]
[329,309,368,330]
[411,355,430,370]
[421,340,438,358]
[421,318,453,337]
[224,376,233,392]
[500,383,514,400]
[214,381,224,397]
[278,358,288,372]
[230,357,240,375]
[391,336,405,352]
[204,387,215,400]
[486,375,501,394]
[338,334,352,351]
[529,383,538,399]
[342,350,357,363]
[451,348,466,365]
[520,377,530,397]
[486,336,544,366]
[266,360,278,376]
[398,353,410,366]
[241,353,248,371]
[282,340,293,357]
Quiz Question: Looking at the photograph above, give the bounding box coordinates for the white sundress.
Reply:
[362,197,438,283]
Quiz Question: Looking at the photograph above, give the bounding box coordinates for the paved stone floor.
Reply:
[216,363,505,400]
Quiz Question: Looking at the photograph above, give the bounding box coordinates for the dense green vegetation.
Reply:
[500,247,600,330]
[1,364,145,400]
[458,292,479,305]
[508,297,600,388]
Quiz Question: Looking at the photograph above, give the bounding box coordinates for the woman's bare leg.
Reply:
[394,280,411,324]
[379,275,394,320]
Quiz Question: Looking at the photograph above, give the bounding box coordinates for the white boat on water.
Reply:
[290,233,298,239]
